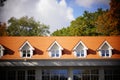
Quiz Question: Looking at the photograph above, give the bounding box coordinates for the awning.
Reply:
[0,59,120,67]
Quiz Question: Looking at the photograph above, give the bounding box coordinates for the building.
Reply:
[0,36,120,80]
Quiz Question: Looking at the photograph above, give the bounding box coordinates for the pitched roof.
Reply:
[0,36,120,59]
[73,41,88,50]
[19,41,34,50]
[98,40,113,50]
[48,41,63,51]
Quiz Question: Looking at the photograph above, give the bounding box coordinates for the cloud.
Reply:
[75,0,110,8]
[0,0,74,32]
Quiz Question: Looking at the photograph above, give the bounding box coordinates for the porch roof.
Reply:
[0,59,120,67]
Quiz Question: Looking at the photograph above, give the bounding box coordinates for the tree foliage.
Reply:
[52,9,106,36]
[52,0,120,36]
[96,0,120,35]
[0,22,7,36]
[7,16,50,36]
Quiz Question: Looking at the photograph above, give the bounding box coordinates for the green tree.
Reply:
[7,16,50,36]
[96,0,120,35]
[52,9,106,36]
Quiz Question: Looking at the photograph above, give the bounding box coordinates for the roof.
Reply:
[73,41,88,50]
[98,40,113,50]
[19,41,35,50]
[0,36,120,59]
[0,59,120,67]
[48,41,63,51]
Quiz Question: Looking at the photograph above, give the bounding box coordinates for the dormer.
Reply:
[98,41,113,58]
[19,41,34,58]
[73,41,88,58]
[48,41,63,58]
[0,45,5,57]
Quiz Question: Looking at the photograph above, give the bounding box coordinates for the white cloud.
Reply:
[0,0,74,33]
[75,0,110,8]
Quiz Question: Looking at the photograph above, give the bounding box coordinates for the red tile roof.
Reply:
[0,36,120,59]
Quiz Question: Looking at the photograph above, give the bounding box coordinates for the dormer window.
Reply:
[0,45,4,57]
[73,41,88,58]
[48,41,63,58]
[19,41,34,58]
[98,41,113,58]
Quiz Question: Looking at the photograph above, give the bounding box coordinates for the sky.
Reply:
[0,0,110,33]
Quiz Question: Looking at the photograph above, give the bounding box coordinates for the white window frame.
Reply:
[50,49,62,58]
[19,41,34,58]
[21,49,32,58]
[98,41,113,58]
[75,49,87,58]
[73,41,88,58]
[48,41,63,58]
[0,45,4,58]
[99,49,112,58]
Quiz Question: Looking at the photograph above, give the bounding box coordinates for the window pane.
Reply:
[22,50,26,57]
[27,53,31,57]
[81,53,84,56]
[23,53,26,57]
[42,70,68,80]
[23,50,26,54]
[52,53,55,57]
[106,50,109,56]
[81,50,84,54]
[73,69,98,80]
[8,71,16,80]
[27,70,35,80]
[27,50,30,54]
[104,69,120,80]
[0,71,7,80]
[56,50,59,57]
[18,71,25,80]
[56,50,59,54]
[101,50,105,56]
[76,53,80,57]
[76,50,80,56]
[56,53,59,57]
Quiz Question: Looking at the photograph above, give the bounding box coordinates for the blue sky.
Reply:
[66,0,110,18]
[0,0,110,33]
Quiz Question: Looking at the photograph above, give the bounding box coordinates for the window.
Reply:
[19,41,34,58]
[42,69,68,80]
[73,41,88,58]
[73,69,99,80]
[22,50,31,58]
[18,70,25,80]
[0,70,35,80]
[51,50,60,57]
[104,69,120,80]
[27,70,35,80]
[101,50,109,57]
[8,71,16,80]
[98,41,113,58]
[48,41,63,58]
[76,50,84,57]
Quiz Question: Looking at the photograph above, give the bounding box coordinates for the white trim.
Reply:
[48,41,63,58]
[0,45,5,58]
[48,41,63,51]
[99,49,112,58]
[98,41,113,50]
[98,41,113,58]
[73,41,88,58]
[19,41,34,58]
[73,41,88,50]
[19,41,34,50]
